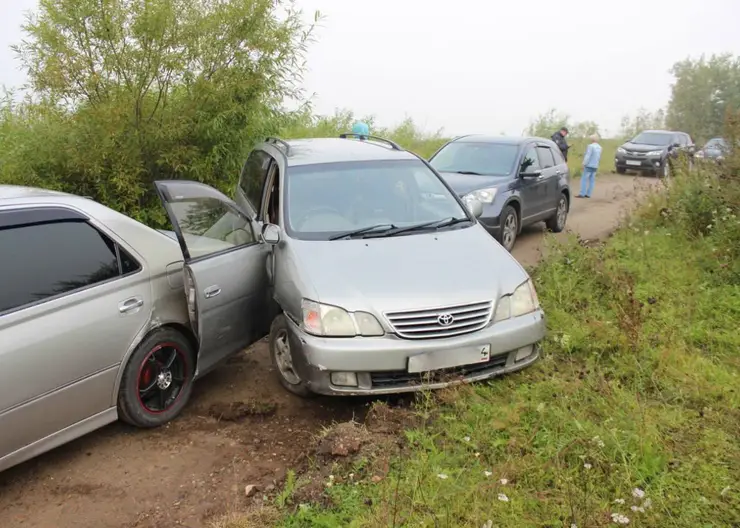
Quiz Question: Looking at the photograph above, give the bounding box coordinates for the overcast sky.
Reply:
[3,0,740,136]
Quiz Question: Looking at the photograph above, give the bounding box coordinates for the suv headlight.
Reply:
[617,147,626,154]
[646,150,663,156]
[301,299,384,337]
[493,279,540,323]
[463,188,497,204]
[695,150,705,158]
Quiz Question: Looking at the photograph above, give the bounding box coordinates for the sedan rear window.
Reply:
[284,160,467,240]
[430,142,520,176]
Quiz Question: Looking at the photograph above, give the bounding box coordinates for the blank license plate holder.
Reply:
[407,344,491,373]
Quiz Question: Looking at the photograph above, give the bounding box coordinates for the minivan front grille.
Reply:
[384,300,493,339]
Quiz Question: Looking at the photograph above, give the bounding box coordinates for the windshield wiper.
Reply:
[454,170,484,175]
[366,217,470,238]
[328,223,396,241]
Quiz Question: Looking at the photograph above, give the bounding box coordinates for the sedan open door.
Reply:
[155,180,270,377]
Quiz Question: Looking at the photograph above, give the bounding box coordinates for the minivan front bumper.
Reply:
[285,309,546,395]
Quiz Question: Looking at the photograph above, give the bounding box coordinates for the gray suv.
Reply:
[428,135,571,251]
[615,130,695,177]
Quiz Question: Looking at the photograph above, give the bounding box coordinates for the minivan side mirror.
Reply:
[465,198,484,219]
[261,223,281,245]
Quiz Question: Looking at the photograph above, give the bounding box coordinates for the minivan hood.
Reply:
[290,224,528,314]
[437,171,511,196]
[621,142,668,153]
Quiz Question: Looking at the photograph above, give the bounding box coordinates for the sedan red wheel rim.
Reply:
[136,343,188,414]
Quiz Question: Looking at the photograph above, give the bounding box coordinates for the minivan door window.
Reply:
[237,150,272,218]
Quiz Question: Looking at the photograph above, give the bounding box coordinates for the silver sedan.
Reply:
[0,184,272,472]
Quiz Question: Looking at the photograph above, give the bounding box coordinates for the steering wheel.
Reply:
[298,206,346,228]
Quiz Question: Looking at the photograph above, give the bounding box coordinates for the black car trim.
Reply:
[0,206,89,229]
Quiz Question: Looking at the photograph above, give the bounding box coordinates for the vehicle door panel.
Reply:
[516,145,545,225]
[0,215,150,461]
[533,146,559,220]
[154,180,270,377]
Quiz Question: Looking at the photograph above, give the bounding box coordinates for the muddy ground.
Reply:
[0,174,659,528]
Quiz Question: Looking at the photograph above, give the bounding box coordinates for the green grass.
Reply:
[271,182,740,527]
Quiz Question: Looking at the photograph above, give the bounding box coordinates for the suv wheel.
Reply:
[117,328,195,428]
[269,314,313,398]
[661,160,670,178]
[497,205,518,252]
[616,166,626,174]
[546,193,569,233]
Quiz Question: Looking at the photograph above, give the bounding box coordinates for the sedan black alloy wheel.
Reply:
[137,344,188,414]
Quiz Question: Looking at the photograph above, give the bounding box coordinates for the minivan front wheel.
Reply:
[497,205,518,251]
[269,315,313,397]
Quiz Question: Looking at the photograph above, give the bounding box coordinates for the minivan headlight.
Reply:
[493,279,540,323]
[464,188,497,204]
[301,299,384,337]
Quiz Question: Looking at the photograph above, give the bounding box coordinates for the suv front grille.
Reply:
[384,301,493,339]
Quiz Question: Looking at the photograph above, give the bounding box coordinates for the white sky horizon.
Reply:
[2,0,740,137]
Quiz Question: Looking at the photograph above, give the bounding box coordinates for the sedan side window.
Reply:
[0,220,139,314]
[520,147,541,173]
[167,198,256,259]
[536,146,556,169]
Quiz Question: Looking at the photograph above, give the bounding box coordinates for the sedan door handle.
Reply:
[119,297,144,314]
[204,285,221,299]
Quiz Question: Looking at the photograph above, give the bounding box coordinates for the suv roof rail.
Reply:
[339,133,403,151]
[265,136,292,156]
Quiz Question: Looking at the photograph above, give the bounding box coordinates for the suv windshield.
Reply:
[284,159,469,240]
[630,132,674,146]
[429,142,520,176]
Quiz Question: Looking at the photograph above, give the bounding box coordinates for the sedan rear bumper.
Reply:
[285,309,545,395]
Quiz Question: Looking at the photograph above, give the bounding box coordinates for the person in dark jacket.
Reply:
[551,127,570,161]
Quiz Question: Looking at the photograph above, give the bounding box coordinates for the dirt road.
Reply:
[0,174,659,528]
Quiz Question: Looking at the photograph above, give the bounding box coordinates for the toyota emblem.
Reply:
[437,313,455,326]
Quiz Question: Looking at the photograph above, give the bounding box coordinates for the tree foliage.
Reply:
[666,54,740,142]
[5,0,316,225]
[619,108,666,139]
[526,109,599,139]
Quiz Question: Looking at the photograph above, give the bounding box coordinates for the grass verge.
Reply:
[267,174,740,527]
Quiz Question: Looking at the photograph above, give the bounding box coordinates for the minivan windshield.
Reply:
[429,142,520,176]
[630,132,675,146]
[284,160,470,240]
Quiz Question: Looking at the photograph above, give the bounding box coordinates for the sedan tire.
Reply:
[270,314,313,398]
[117,327,195,428]
[546,193,569,233]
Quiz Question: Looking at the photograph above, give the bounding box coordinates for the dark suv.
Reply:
[428,135,570,251]
[615,130,695,177]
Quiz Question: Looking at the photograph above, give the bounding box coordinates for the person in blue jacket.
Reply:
[578,134,603,198]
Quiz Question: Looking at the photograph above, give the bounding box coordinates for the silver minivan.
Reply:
[159,135,546,396]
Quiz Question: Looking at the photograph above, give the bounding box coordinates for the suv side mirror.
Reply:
[261,223,281,245]
[672,142,680,149]
[520,169,542,178]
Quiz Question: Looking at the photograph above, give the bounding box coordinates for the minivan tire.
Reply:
[497,205,518,252]
[269,314,313,398]
[117,327,195,428]
[546,193,569,233]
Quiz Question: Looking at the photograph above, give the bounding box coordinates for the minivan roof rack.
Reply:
[339,133,403,151]
[265,136,292,156]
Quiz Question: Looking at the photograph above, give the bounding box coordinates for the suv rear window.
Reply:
[0,220,140,313]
